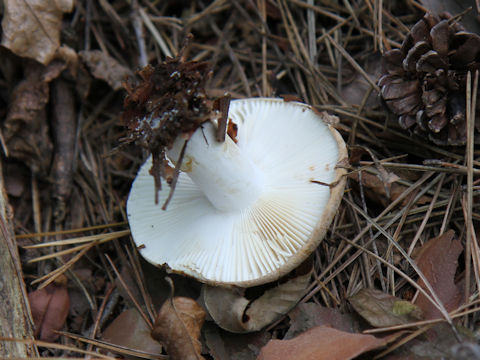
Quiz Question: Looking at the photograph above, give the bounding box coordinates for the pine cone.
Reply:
[379,13,480,145]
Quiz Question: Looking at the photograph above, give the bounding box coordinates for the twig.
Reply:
[465,70,478,306]
[139,7,173,58]
[131,0,148,67]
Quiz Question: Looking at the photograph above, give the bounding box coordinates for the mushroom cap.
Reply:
[127,98,347,287]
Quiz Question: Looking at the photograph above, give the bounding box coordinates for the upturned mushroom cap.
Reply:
[127,98,347,287]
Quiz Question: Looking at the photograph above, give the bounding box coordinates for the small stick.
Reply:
[214,94,231,142]
[465,70,478,307]
[162,140,188,210]
[131,0,148,67]
[51,79,76,223]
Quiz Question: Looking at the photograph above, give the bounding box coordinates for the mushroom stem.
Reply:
[166,122,265,212]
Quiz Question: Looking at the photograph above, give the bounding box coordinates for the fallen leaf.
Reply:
[204,322,271,360]
[349,171,431,207]
[257,325,389,360]
[1,0,74,65]
[80,50,134,90]
[2,60,67,173]
[28,275,70,342]
[285,302,355,339]
[203,261,312,333]
[357,148,400,198]
[102,308,163,357]
[117,259,201,311]
[151,296,206,360]
[414,230,463,320]
[349,288,423,328]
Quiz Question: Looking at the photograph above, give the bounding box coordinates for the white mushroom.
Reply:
[127,98,347,287]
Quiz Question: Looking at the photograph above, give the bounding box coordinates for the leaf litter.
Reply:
[1,0,480,359]
[413,230,464,320]
[151,286,206,360]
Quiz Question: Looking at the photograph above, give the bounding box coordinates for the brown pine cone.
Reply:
[379,13,480,145]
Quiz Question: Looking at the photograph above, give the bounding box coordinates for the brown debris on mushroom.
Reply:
[378,13,480,146]
[122,43,229,207]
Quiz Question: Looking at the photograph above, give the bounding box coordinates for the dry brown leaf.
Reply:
[203,263,312,333]
[349,288,423,328]
[151,296,206,360]
[414,230,463,320]
[117,260,201,311]
[204,322,271,360]
[80,50,134,90]
[1,0,74,65]
[349,171,430,207]
[28,274,70,342]
[285,302,355,339]
[257,325,389,360]
[102,308,163,356]
[2,61,67,173]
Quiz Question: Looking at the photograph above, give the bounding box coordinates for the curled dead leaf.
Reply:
[285,302,355,339]
[151,295,206,360]
[349,288,423,328]
[2,61,68,173]
[257,325,390,360]
[204,322,271,360]
[349,170,431,207]
[28,274,70,342]
[79,50,133,91]
[203,262,312,333]
[1,0,74,65]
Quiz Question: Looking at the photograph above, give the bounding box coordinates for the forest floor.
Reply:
[1,0,480,359]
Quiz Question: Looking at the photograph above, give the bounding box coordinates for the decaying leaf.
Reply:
[204,322,271,360]
[1,0,74,65]
[349,288,423,328]
[28,274,70,342]
[102,308,163,357]
[285,302,355,339]
[117,259,201,311]
[414,230,463,320]
[151,296,206,360]
[3,61,67,173]
[79,50,133,91]
[203,263,312,333]
[257,325,389,360]
[349,171,431,207]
